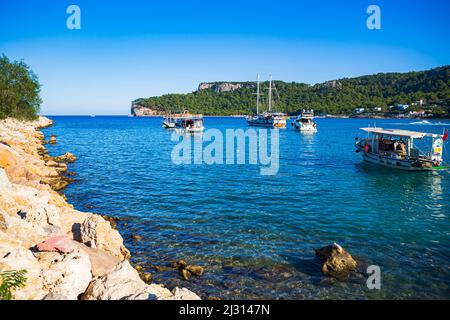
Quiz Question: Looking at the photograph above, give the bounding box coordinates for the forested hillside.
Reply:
[133,66,450,117]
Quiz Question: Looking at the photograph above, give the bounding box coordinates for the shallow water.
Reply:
[43,116,450,299]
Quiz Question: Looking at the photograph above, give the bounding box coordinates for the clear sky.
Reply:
[1,0,449,115]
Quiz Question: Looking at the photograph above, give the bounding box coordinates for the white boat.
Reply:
[162,111,204,132]
[292,109,317,132]
[355,127,449,171]
[245,74,287,128]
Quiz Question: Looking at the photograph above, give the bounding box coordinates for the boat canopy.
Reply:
[360,127,441,139]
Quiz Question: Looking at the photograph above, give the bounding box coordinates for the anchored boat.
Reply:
[162,111,204,132]
[355,127,449,171]
[246,74,287,128]
[292,109,317,132]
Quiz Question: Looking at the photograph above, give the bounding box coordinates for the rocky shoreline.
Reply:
[0,117,200,300]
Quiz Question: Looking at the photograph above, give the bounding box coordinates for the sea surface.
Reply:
[42,116,450,299]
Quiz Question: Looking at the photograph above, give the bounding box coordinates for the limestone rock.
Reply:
[81,260,199,300]
[42,292,70,300]
[0,248,46,299]
[172,287,201,300]
[80,215,98,248]
[35,249,92,300]
[315,243,358,278]
[36,236,78,254]
[20,197,60,227]
[81,260,151,300]
[53,152,77,163]
[0,168,12,189]
[45,160,58,167]
[75,242,120,277]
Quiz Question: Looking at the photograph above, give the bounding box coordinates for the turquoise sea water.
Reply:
[43,116,450,299]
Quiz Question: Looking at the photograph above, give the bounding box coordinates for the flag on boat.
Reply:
[443,129,448,142]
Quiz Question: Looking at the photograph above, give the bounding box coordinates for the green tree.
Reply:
[0,54,42,120]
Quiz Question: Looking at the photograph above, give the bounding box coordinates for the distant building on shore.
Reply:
[390,104,409,111]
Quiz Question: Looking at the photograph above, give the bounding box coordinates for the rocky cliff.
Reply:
[131,104,162,116]
[198,82,254,92]
[0,117,200,300]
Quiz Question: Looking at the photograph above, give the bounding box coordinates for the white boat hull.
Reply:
[356,145,440,171]
[185,127,204,133]
[293,122,317,132]
[162,121,176,128]
[246,117,286,128]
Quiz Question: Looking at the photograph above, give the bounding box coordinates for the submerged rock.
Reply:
[131,234,143,241]
[172,260,204,280]
[48,135,57,144]
[172,260,188,269]
[186,265,204,276]
[180,268,192,280]
[315,243,358,279]
[138,271,153,284]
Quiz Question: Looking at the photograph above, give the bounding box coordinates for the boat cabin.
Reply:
[356,127,447,170]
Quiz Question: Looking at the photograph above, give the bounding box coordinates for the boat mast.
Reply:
[256,73,260,115]
[268,74,272,112]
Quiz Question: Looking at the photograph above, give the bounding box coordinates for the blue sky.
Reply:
[1,0,449,115]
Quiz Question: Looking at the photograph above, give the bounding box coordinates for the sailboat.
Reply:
[246,74,287,128]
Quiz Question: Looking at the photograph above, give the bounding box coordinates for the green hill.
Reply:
[132,66,450,117]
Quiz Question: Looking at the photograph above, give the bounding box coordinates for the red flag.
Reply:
[443,129,449,142]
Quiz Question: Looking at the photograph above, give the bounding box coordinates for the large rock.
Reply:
[81,260,200,300]
[0,168,12,189]
[35,249,92,300]
[74,213,129,260]
[0,248,47,300]
[80,215,98,248]
[48,135,57,144]
[172,287,201,300]
[81,260,153,300]
[0,209,50,249]
[315,243,358,278]
[20,196,61,227]
[53,152,77,163]
[36,236,78,254]
[75,242,121,277]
